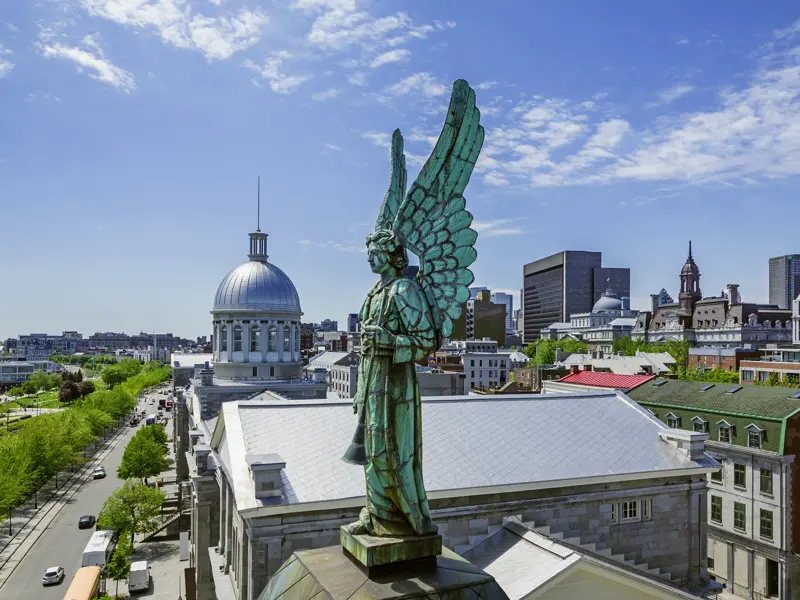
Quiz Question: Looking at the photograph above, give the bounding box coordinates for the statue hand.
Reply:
[362,325,395,349]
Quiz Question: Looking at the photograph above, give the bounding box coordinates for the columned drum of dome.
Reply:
[211,230,303,381]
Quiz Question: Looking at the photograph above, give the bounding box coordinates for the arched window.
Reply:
[283,327,291,352]
[250,327,260,352]
[220,326,228,352]
[268,326,277,351]
[233,325,242,352]
[295,327,299,351]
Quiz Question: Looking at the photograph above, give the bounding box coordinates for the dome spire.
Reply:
[249,175,268,262]
[688,239,692,260]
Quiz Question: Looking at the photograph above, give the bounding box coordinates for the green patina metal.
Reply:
[342,79,484,538]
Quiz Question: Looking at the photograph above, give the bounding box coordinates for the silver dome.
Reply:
[213,261,302,314]
[592,295,622,313]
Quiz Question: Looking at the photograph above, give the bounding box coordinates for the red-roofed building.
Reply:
[543,369,655,394]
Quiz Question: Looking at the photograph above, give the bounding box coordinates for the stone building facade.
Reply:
[632,243,792,349]
[180,392,718,600]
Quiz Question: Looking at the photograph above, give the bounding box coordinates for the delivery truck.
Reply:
[81,530,116,568]
[128,561,151,592]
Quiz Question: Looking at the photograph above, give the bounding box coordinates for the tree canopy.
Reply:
[523,338,589,366]
[117,433,168,483]
[105,536,132,598]
[98,481,165,546]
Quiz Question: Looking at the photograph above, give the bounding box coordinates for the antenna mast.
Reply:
[257,175,261,232]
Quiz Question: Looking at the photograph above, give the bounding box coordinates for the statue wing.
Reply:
[374,129,407,230]
[393,79,484,341]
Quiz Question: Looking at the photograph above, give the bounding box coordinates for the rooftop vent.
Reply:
[247,453,285,499]
[654,380,667,387]
[700,384,715,391]
[726,385,742,394]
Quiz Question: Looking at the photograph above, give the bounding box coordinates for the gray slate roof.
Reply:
[215,393,716,511]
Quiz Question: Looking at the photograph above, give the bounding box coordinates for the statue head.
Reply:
[366,229,408,275]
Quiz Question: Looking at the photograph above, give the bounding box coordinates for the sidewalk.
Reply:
[0,420,130,588]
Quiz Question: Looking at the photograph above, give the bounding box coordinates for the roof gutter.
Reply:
[239,466,714,518]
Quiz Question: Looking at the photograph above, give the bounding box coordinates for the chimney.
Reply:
[195,444,213,473]
[584,364,592,372]
[650,294,659,313]
[658,430,708,461]
[570,365,580,375]
[726,284,741,304]
[247,453,285,498]
[621,296,630,311]
[313,367,327,383]
[200,367,214,387]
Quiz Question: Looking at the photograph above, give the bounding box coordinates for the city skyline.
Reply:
[2,3,800,339]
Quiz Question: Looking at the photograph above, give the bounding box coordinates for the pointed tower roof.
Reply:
[681,240,700,276]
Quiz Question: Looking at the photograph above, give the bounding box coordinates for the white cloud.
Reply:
[78,0,267,61]
[297,238,366,253]
[292,0,357,12]
[472,218,523,236]
[312,87,340,100]
[38,35,135,91]
[348,71,367,86]
[369,48,409,69]
[324,143,342,151]
[677,38,690,45]
[461,22,800,189]
[476,80,496,90]
[3,22,20,33]
[0,44,12,78]
[649,83,694,106]
[386,72,447,98]
[362,131,391,147]
[244,53,311,93]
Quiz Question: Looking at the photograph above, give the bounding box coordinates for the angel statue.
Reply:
[342,79,484,538]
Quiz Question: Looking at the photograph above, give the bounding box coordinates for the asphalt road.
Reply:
[0,390,166,600]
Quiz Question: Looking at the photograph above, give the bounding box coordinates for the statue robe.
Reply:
[350,276,437,536]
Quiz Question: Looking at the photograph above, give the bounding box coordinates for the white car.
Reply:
[42,566,65,586]
[92,466,106,480]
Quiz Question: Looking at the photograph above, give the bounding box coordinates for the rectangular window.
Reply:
[760,468,773,495]
[758,371,768,382]
[743,370,753,382]
[760,509,773,540]
[269,366,274,377]
[711,496,722,524]
[710,466,723,483]
[719,426,731,443]
[470,360,474,367]
[734,463,746,489]
[708,556,715,570]
[500,361,506,368]
[693,420,707,433]
[642,498,652,520]
[252,367,257,377]
[620,500,639,522]
[610,502,618,524]
[749,430,762,449]
[668,416,680,428]
[734,502,746,531]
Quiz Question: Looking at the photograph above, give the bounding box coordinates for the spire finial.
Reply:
[688,240,692,260]
[257,175,261,232]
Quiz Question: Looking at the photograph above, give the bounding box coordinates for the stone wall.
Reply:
[233,475,707,598]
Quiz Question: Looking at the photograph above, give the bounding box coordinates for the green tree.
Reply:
[59,381,80,405]
[117,435,167,483]
[523,338,589,366]
[105,536,132,598]
[98,481,165,547]
[28,370,48,392]
[102,366,126,388]
[767,372,780,387]
[78,380,95,397]
[21,379,37,395]
[43,374,61,391]
[7,387,24,398]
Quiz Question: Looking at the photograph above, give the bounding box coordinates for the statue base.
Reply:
[340,526,442,577]
[257,545,510,600]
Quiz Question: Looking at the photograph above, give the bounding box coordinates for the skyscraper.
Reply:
[522,251,630,344]
[346,313,360,333]
[490,292,514,332]
[769,255,800,310]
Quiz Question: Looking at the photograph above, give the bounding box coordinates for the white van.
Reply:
[128,560,151,592]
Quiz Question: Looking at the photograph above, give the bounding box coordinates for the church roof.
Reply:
[213,392,716,512]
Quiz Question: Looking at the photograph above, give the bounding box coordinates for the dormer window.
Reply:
[717,420,732,443]
[666,413,681,429]
[746,424,764,449]
[692,416,709,433]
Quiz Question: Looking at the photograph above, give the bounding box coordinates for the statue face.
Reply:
[367,243,390,274]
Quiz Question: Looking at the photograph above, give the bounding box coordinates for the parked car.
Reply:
[78,515,96,529]
[92,467,106,480]
[42,566,65,586]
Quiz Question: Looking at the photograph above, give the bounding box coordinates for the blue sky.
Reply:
[1,1,800,341]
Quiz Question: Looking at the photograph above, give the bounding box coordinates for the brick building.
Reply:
[688,348,762,373]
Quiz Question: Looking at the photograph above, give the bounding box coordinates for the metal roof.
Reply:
[215,392,716,511]
[558,371,655,389]
[213,260,301,314]
[627,379,800,419]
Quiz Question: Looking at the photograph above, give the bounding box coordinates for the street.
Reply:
[0,389,167,600]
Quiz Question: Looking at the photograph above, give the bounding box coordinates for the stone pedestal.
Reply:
[256,545,510,600]
[339,526,442,577]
